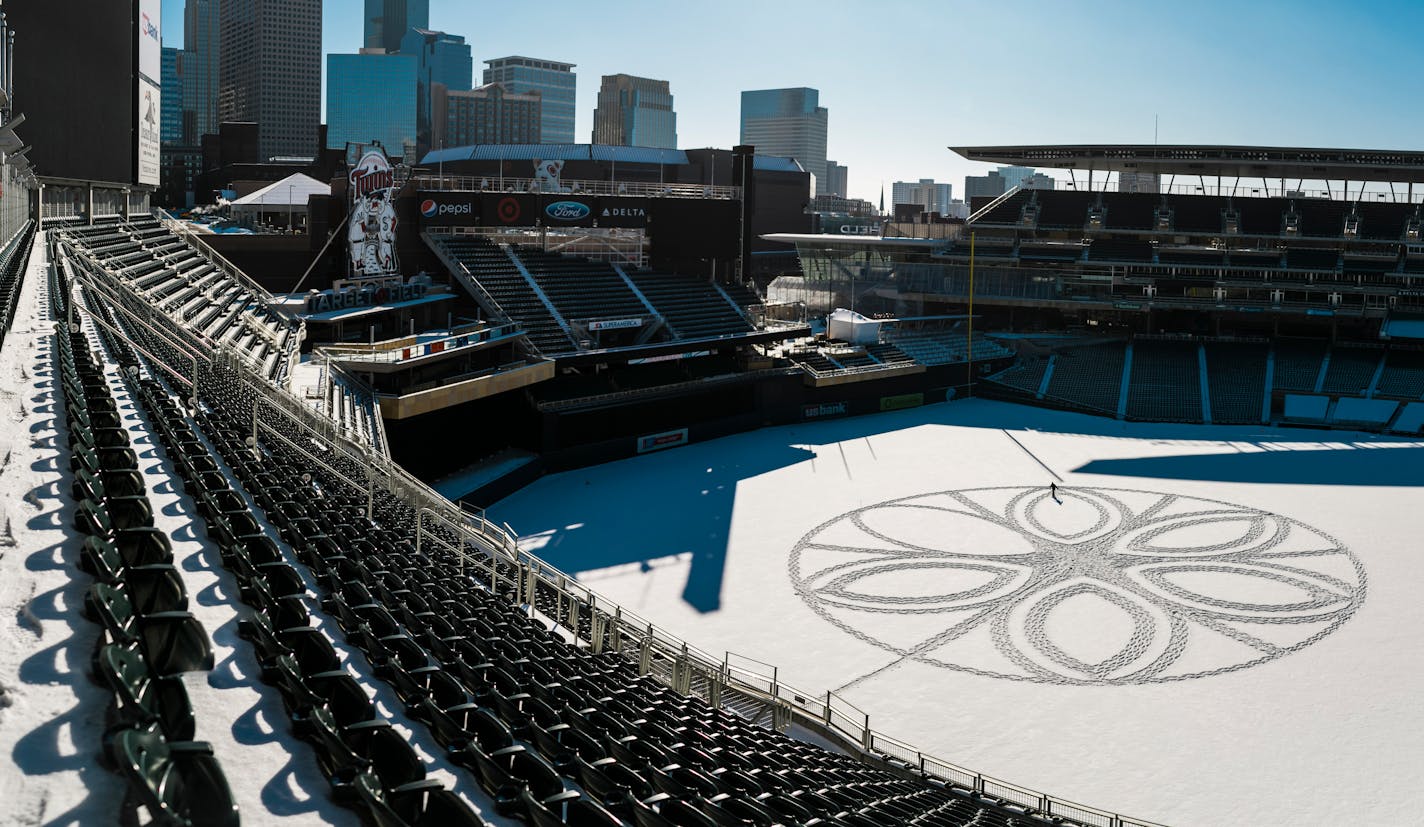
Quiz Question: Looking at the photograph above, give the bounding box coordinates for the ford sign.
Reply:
[545,201,591,221]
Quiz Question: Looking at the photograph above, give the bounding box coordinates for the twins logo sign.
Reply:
[348,151,399,278]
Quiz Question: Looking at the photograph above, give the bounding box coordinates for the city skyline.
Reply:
[160,0,1424,204]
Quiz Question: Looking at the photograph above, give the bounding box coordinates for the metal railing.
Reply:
[319,321,524,365]
[156,210,284,306]
[412,174,741,201]
[534,367,799,412]
[967,185,1024,223]
[788,353,921,379]
[53,228,1171,827]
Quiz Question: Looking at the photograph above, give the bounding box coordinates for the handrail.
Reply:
[412,174,742,201]
[154,212,280,305]
[967,185,1024,224]
[534,367,799,412]
[55,227,1170,827]
[319,321,524,365]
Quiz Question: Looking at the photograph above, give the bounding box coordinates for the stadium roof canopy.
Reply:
[423,144,690,165]
[762,233,941,249]
[421,144,804,173]
[952,144,1424,183]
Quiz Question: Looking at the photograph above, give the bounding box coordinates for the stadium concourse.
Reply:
[494,398,1424,827]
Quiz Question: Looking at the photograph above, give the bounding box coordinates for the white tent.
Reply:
[228,172,329,230]
[826,307,882,345]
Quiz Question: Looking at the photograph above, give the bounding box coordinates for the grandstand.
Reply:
[20,129,1424,827]
[55,216,303,386]
[1124,338,1202,422]
[425,233,778,358]
[6,207,1171,827]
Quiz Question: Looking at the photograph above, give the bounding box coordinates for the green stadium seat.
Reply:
[108,726,239,827]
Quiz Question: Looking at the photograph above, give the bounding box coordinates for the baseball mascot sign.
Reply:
[348,150,399,278]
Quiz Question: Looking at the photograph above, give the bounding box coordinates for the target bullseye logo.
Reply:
[420,199,438,218]
[497,197,521,223]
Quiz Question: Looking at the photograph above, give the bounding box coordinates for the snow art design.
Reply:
[789,487,1365,685]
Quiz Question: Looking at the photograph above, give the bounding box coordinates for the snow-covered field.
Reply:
[493,400,1424,827]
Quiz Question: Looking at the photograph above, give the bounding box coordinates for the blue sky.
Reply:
[161,0,1424,204]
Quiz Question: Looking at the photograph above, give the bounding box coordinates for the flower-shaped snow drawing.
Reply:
[789,487,1365,685]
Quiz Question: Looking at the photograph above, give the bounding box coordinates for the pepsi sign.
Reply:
[417,193,480,226]
[545,201,592,222]
[420,199,472,219]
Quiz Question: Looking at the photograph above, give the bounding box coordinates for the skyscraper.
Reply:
[995,166,1037,190]
[183,0,220,141]
[892,179,954,214]
[823,161,848,198]
[963,170,1006,202]
[219,0,322,160]
[364,0,429,54]
[740,88,828,194]
[591,74,676,149]
[442,83,542,147]
[327,51,418,158]
[400,28,472,154]
[483,56,576,143]
[161,48,184,146]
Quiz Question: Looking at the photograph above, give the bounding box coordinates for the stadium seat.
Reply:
[96,643,197,743]
[108,726,240,827]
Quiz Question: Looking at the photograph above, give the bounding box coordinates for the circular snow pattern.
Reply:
[790,487,1366,685]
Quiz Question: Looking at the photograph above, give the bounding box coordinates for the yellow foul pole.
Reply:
[966,231,975,395]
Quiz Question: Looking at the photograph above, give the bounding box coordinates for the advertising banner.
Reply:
[880,392,925,412]
[596,199,650,229]
[418,193,479,226]
[542,198,597,225]
[138,0,162,83]
[348,150,400,278]
[803,401,848,420]
[587,318,643,331]
[472,193,648,229]
[136,77,161,187]
[636,428,689,454]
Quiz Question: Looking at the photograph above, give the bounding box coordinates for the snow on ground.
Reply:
[493,399,1424,827]
[0,241,128,826]
[0,235,510,826]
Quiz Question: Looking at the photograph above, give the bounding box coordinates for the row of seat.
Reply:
[0,219,36,349]
[77,266,488,827]
[883,330,1013,367]
[52,286,237,827]
[199,397,1045,827]
[434,236,579,355]
[620,271,753,340]
[989,337,1424,424]
[1125,339,1203,422]
[431,234,765,354]
[514,248,648,328]
[982,189,1423,241]
[57,219,298,383]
